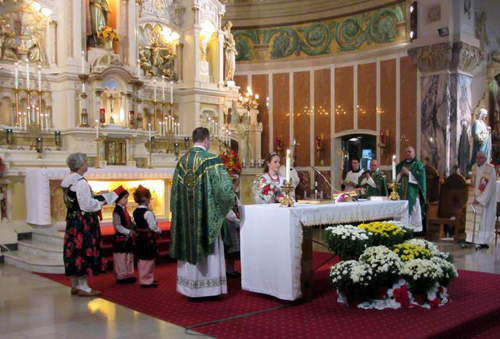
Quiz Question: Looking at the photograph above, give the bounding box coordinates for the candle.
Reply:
[380,132,385,144]
[148,123,152,140]
[15,62,19,89]
[177,122,180,136]
[81,51,85,74]
[38,65,42,91]
[45,113,49,131]
[170,81,173,104]
[137,59,141,77]
[153,79,157,101]
[95,119,99,139]
[82,83,86,93]
[286,149,291,183]
[392,155,396,181]
[162,76,165,101]
[24,112,27,130]
[26,59,30,90]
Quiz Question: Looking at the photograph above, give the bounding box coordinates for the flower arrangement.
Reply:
[330,260,374,301]
[430,257,458,287]
[357,221,408,247]
[407,238,452,262]
[97,26,120,42]
[392,242,433,261]
[219,149,242,178]
[359,246,403,286]
[401,259,444,294]
[325,225,370,260]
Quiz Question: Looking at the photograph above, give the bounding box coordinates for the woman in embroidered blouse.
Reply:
[253,152,286,204]
[61,153,107,297]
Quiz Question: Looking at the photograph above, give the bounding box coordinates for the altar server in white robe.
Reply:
[340,158,364,191]
[465,152,497,248]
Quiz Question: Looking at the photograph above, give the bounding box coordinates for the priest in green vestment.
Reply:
[358,159,388,198]
[396,146,427,232]
[170,127,235,299]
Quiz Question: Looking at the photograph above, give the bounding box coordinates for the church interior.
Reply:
[2,0,500,338]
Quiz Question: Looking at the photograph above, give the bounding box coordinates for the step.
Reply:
[17,239,64,263]
[3,251,64,274]
[32,229,65,246]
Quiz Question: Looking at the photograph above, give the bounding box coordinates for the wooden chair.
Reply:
[425,164,441,220]
[427,173,468,242]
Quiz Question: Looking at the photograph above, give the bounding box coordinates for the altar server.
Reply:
[133,185,162,288]
[341,158,364,191]
[396,147,427,232]
[171,127,235,300]
[112,186,136,284]
[465,152,497,248]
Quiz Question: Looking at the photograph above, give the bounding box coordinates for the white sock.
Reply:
[77,277,92,293]
[71,277,79,288]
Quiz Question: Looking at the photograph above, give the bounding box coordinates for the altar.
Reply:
[240,201,409,301]
[25,167,174,226]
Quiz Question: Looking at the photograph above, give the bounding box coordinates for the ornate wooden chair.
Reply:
[427,173,468,242]
[425,164,441,220]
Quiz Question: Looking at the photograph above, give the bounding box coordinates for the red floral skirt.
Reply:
[63,212,107,277]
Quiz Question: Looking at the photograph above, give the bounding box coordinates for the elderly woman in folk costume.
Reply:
[61,153,107,297]
[253,152,286,204]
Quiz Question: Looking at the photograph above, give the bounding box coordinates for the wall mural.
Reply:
[233,1,406,62]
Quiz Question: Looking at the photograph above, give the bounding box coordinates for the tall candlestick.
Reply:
[153,79,157,101]
[286,149,291,183]
[392,155,396,181]
[170,81,173,104]
[37,65,42,91]
[148,123,152,141]
[15,62,19,89]
[81,51,85,74]
[162,76,165,101]
[26,59,30,90]
[95,119,99,139]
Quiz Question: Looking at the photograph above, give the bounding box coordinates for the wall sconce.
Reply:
[377,129,390,153]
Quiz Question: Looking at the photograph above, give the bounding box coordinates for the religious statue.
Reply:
[88,0,109,46]
[222,21,237,82]
[27,27,47,64]
[139,25,176,79]
[471,108,492,166]
[0,20,18,61]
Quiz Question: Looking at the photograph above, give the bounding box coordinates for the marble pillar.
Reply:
[409,42,483,175]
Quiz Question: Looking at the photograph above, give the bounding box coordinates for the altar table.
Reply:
[240,200,409,301]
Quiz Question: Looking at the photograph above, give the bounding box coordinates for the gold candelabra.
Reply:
[388,180,401,200]
[280,180,295,207]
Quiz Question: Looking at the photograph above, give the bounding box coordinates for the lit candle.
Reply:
[286,149,291,183]
[153,79,157,101]
[82,82,86,93]
[15,62,19,89]
[81,51,85,74]
[37,65,42,91]
[24,112,27,130]
[26,59,30,90]
[392,155,396,182]
[45,113,49,131]
[162,76,165,101]
[170,81,173,104]
[148,122,152,141]
[177,122,180,136]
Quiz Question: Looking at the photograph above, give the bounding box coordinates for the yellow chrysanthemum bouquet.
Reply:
[358,221,413,247]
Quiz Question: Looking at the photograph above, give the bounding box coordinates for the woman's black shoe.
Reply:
[140,282,159,288]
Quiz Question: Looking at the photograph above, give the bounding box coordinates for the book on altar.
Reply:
[94,192,119,205]
[368,196,388,201]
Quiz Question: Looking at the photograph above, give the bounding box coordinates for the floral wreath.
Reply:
[219,149,242,178]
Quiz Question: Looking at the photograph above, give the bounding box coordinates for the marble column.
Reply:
[409,42,483,175]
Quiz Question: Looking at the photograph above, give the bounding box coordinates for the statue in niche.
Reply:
[222,21,237,82]
[140,25,176,79]
[0,17,18,61]
[88,0,109,46]
[471,108,492,165]
[27,26,47,64]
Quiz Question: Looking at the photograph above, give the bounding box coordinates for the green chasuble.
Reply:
[396,159,426,214]
[358,170,388,198]
[170,147,235,265]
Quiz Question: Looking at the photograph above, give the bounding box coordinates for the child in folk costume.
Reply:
[224,175,242,278]
[133,185,162,288]
[112,186,136,284]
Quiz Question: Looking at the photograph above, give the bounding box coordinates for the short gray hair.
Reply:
[66,153,88,172]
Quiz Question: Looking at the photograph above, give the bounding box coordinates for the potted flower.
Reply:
[359,246,403,298]
[325,225,370,260]
[430,257,458,287]
[406,238,453,262]
[97,26,120,49]
[330,260,374,307]
[392,242,433,261]
[357,221,408,247]
[401,259,444,303]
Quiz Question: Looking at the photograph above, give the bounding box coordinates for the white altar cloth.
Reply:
[25,167,174,225]
[240,200,409,301]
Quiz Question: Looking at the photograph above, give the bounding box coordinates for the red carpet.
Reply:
[37,252,500,339]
